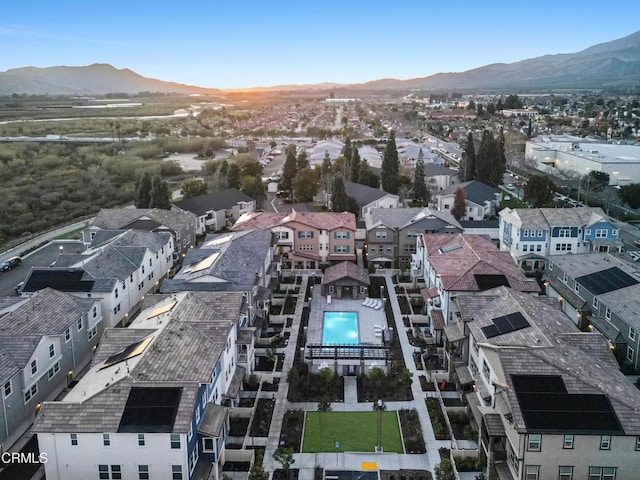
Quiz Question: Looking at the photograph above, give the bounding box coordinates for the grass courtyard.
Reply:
[302,411,403,453]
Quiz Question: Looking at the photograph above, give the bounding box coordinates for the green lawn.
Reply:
[302,411,403,453]
[500,195,528,209]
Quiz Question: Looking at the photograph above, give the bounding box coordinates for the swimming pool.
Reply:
[323,311,359,344]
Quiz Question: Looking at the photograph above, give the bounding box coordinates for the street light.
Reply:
[376,399,383,452]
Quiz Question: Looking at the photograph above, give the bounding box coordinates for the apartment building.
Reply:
[174,189,256,234]
[444,287,640,480]
[0,289,102,449]
[545,252,640,370]
[232,210,356,269]
[499,207,622,271]
[433,180,502,221]
[33,291,248,480]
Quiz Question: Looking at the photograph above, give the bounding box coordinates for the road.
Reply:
[0,240,85,296]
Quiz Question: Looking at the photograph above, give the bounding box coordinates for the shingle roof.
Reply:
[323,261,370,286]
[174,189,254,216]
[93,208,196,233]
[423,163,458,177]
[343,181,394,208]
[440,180,500,205]
[501,207,609,229]
[365,208,462,232]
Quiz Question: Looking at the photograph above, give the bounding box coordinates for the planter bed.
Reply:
[222,462,251,472]
[229,417,250,437]
[419,376,435,391]
[426,398,450,440]
[255,356,275,372]
[238,397,255,407]
[262,378,280,392]
[443,397,465,407]
[380,471,432,480]
[279,410,304,452]
[399,409,426,453]
[250,398,275,437]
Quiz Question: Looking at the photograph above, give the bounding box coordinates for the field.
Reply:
[302,411,403,453]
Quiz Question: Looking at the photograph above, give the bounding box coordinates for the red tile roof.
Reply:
[323,261,370,285]
[425,234,539,293]
[421,287,439,301]
[232,210,356,232]
[431,310,445,330]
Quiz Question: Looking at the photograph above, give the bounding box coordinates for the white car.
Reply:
[505,184,515,191]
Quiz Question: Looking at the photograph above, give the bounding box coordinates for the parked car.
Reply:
[505,184,515,191]
[0,256,22,271]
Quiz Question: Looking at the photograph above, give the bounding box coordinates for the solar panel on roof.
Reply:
[118,387,182,433]
[147,301,177,319]
[182,252,220,274]
[481,312,530,338]
[576,266,639,295]
[438,244,462,254]
[100,336,153,370]
[204,234,234,247]
[511,375,622,433]
[474,274,511,291]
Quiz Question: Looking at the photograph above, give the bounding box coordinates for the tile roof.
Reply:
[323,261,370,285]
[174,189,254,216]
[232,210,356,232]
[425,234,539,293]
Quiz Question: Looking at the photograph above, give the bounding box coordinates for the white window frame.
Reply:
[138,433,146,446]
[3,380,11,398]
[65,328,71,342]
[88,326,98,341]
[563,434,574,449]
[202,437,215,453]
[170,433,181,449]
[593,297,599,310]
[548,261,553,270]
[600,435,611,450]
[103,433,111,446]
[172,465,183,480]
[138,465,150,480]
[626,345,634,363]
[31,359,38,375]
[375,231,387,239]
[48,362,60,380]
[524,465,539,480]
[605,307,611,321]
[70,433,78,446]
[24,384,38,404]
[77,317,83,331]
[527,434,541,451]
[559,466,573,480]
[595,229,607,238]
[630,326,636,342]
[563,273,568,283]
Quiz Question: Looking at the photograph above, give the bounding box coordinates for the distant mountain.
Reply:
[0,63,221,95]
[352,30,640,91]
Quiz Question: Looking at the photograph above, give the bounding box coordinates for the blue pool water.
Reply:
[323,311,359,344]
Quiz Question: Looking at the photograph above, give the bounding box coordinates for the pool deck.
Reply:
[307,290,389,346]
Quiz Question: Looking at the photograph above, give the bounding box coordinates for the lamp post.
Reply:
[376,399,383,453]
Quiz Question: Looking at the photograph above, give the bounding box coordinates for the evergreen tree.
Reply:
[475,130,503,187]
[463,132,476,181]
[496,98,504,111]
[381,130,399,193]
[451,186,467,220]
[135,171,153,208]
[219,160,229,177]
[241,175,266,208]
[180,177,208,199]
[413,148,427,204]
[292,168,318,202]
[358,160,379,188]
[281,144,298,192]
[321,151,332,191]
[497,128,507,177]
[296,149,309,171]
[331,175,349,212]
[524,175,555,207]
[227,163,241,189]
[149,175,171,209]
[343,137,352,165]
[350,145,361,182]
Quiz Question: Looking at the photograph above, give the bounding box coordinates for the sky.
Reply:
[1,0,638,89]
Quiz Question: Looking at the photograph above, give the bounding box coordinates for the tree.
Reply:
[149,175,171,209]
[586,171,610,192]
[296,149,309,171]
[462,132,476,181]
[434,458,455,480]
[381,130,399,193]
[292,168,318,202]
[413,149,428,205]
[281,144,298,192]
[619,183,640,209]
[343,136,352,168]
[350,145,361,182]
[524,175,555,207]
[273,447,295,480]
[467,100,476,111]
[249,450,268,480]
[226,163,241,189]
[235,154,263,178]
[331,175,349,212]
[180,178,208,200]
[241,175,266,208]
[134,171,152,208]
[321,151,332,191]
[317,398,333,432]
[358,160,379,188]
[451,186,467,220]
[475,130,504,187]
[269,141,277,149]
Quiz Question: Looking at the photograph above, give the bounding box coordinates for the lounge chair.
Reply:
[373,300,383,310]
[327,295,332,304]
[362,297,371,306]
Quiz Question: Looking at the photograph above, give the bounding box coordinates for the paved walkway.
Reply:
[262,274,443,477]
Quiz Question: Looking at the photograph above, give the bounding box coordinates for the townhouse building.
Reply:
[413,234,539,340]
[33,291,249,480]
[232,211,356,270]
[545,252,640,370]
[22,230,174,327]
[0,289,102,449]
[443,287,640,480]
[342,181,399,219]
[423,163,459,195]
[174,189,256,234]
[499,207,622,271]
[85,207,197,259]
[365,208,462,269]
[433,180,502,221]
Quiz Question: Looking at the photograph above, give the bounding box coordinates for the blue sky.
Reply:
[1,1,638,89]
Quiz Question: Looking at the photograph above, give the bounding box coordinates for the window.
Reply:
[589,467,616,480]
[99,465,122,480]
[138,433,145,446]
[195,407,201,424]
[630,327,637,341]
[523,229,529,237]
[203,437,215,452]
[626,346,634,363]
[103,433,111,446]
[115,288,119,299]
[88,326,97,341]
[636,436,640,451]
[122,281,126,290]
[48,362,60,380]
[471,337,479,355]
[3,380,11,398]
[522,245,528,252]
[138,465,150,480]
[334,231,349,239]
[170,434,181,449]
[65,328,71,342]
[298,244,314,251]
[527,434,541,451]
[574,282,580,294]
[407,230,418,238]
[187,424,193,441]
[605,307,611,321]
[328,286,334,294]
[31,359,37,375]
[172,465,183,480]
[559,229,571,237]
[595,229,607,238]
[548,262,553,270]
[298,231,313,238]
[536,245,541,252]
[93,305,98,318]
[70,433,78,446]
[600,435,611,450]
[524,465,539,480]
[508,445,519,475]
[612,229,619,237]
[563,273,568,283]
[593,297,599,310]
[559,466,573,480]
[586,229,592,236]
[482,360,490,383]
[334,245,350,253]
[538,230,543,237]
[375,231,387,239]
[24,384,37,403]
[77,317,83,331]
[563,434,574,449]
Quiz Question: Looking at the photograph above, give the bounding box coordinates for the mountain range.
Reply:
[1,30,639,95]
